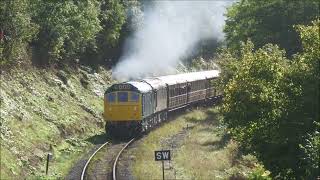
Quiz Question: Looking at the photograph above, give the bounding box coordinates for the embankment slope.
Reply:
[0,66,113,178]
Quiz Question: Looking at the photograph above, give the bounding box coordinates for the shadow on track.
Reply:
[86,133,134,145]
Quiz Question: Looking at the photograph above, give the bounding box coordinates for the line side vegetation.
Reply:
[219,0,319,179]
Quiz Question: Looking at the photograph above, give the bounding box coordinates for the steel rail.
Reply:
[80,141,109,180]
[112,138,135,180]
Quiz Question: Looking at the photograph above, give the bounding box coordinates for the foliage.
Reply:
[222,42,291,175]
[289,20,320,178]
[187,57,218,72]
[0,0,38,65]
[98,0,126,48]
[32,0,101,64]
[215,47,239,88]
[121,0,144,34]
[248,164,271,180]
[115,0,144,60]
[224,0,319,56]
[222,20,319,178]
[1,0,132,66]
[81,0,129,65]
[299,129,320,178]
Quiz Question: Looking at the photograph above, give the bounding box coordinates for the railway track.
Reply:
[112,138,135,180]
[80,141,109,180]
[80,138,135,180]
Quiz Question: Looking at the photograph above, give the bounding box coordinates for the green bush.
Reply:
[221,20,319,178]
[248,165,271,180]
[0,0,38,65]
[299,129,320,178]
[224,0,319,56]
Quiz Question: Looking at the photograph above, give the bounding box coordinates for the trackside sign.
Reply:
[155,150,171,161]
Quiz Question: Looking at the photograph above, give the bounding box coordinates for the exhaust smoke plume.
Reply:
[113,1,233,80]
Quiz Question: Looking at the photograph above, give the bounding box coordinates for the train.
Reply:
[103,70,222,136]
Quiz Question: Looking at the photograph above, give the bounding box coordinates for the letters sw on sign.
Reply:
[155,150,171,161]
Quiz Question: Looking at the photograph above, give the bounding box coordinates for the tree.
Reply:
[121,0,144,34]
[32,0,101,65]
[95,0,126,63]
[222,42,291,176]
[0,0,38,65]
[81,0,128,66]
[224,0,319,57]
[288,20,319,178]
[221,20,319,178]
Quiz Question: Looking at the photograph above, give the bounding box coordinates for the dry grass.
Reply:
[131,116,187,179]
[130,107,258,179]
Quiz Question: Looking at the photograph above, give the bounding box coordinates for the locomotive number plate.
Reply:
[114,84,131,90]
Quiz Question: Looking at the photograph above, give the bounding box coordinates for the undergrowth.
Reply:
[130,107,271,179]
[0,66,114,178]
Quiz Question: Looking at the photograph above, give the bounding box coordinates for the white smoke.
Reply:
[113,0,233,80]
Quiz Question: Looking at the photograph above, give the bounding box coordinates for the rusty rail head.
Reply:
[113,138,135,180]
[81,141,109,180]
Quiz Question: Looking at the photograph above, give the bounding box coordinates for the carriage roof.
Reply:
[126,70,219,93]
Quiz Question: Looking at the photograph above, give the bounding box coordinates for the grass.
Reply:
[131,116,187,179]
[130,107,260,179]
[1,147,21,179]
[0,66,113,178]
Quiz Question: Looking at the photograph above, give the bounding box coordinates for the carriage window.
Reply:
[192,82,195,90]
[130,92,139,102]
[107,93,116,103]
[118,92,128,102]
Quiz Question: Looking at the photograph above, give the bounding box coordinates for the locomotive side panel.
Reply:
[142,92,155,118]
[155,87,167,112]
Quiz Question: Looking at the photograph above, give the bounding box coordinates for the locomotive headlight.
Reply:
[133,106,137,111]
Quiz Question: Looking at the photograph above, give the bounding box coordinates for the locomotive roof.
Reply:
[126,81,152,92]
[126,70,219,93]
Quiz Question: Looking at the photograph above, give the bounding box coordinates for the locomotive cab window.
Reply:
[118,92,128,102]
[106,92,116,103]
[130,92,139,102]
